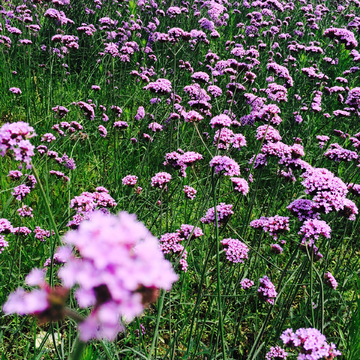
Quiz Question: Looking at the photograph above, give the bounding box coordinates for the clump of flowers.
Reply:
[280,327,341,359]
[240,278,254,290]
[250,215,290,240]
[287,199,320,222]
[210,156,240,176]
[265,345,288,360]
[231,177,249,195]
[258,276,277,305]
[324,271,338,290]
[3,211,178,342]
[183,185,197,200]
[221,238,249,263]
[122,175,138,187]
[151,172,172,189]
[0,122,36,168]
[201,203,234,227]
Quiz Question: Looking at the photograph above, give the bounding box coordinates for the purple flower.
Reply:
[60,211,178,340]
[221,238,249,263]
[151,172,171,189]
[183,185,197,200]
[265,345,288,360]
[287,199,320,222]
[98,125,107,138]
[135,106,145,121]
[210,156,240,176]
[17,205,33,218]
[209,114,232,128]
[250,216,290,240]
[0,219,13,235]
[240,278,254,290]
[324,271,338,290]
[280,328,341,359]
[122,175,138,187]
[231,178,249,195]
[12,184,31,200]
[0,235,9,254]
[9,87,21,95]
[201,203,234,227]
[258,276,277,305]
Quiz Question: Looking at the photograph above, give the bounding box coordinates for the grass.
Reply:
[1,0,360,359]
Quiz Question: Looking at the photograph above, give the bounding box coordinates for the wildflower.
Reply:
[135,106,145,121]
[7,170,22,180]
[258,276,277,305]
[0,236,9,254]
[270,244,283,254]
[98,125,107,138]
[209,114,232,128]
[265,345,288,360]
[240,278,254,290]
[0,219,13,235]
[12,184,31,200]
[183,186,197,200]
[250,216,290,240]
[17,205,33,218]
[176,224,203,240]
[151,172,171,189]
[210,156,240,176]
[287,199,320,222]
[280,328,341,359]
[221,238,249,263]
[324,271,338,290]
[114,121,129,129]
[201,203,234,227]
[159,232,188,272]
[135,324,146,337]
[231,178,249,195]
[9,87,22,95]
[122,175,138,187]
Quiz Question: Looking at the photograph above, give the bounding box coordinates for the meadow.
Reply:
[0,0,360,359]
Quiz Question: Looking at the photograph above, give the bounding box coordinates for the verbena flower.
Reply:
[221,238,249,263]
[210,156,240,176]
[324,271,338,290]
[201,203,234,227]
[240,278,254,290]
[258,276,277,305]
[280,327,341,359]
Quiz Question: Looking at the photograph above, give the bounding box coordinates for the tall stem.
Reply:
[212,171,226,360]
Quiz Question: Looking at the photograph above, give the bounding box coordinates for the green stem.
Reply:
[148,290,166,359]
[69,338,86,360]
[31,163,61,243]
[212,171,226,360]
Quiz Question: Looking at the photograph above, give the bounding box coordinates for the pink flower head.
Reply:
[201,203,234,227]
[231,177,249,195]
[209,114,232,128]
[183,185,197,200]
[122,175,138,187]
[258,276,277,305]
[59,211,178,340]
[151,172,171,189]
[221,238,249,263]
[324,271,338,290]
[240,278,254,290]
[210,156,240,176]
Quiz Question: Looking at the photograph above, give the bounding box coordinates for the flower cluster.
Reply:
[201,203,234,227]
[280,328,341,359]
[258,276,277,305]
[221,238,249,264]
[0,122,36,168]
[210,156,240,176]
[250,215,290,240]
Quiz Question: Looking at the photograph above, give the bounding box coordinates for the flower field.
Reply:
[1,0,360,358]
